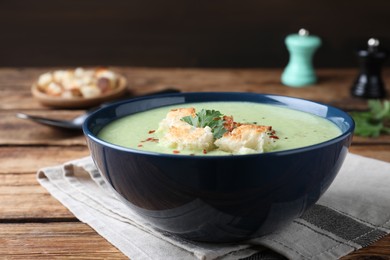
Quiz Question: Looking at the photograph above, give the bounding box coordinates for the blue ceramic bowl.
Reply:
[83,92,354,242]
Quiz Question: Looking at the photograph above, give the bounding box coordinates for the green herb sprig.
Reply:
[350,100,390,137]
[181,109,227,139]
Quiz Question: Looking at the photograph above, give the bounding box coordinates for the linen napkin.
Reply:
[37,153,390,260]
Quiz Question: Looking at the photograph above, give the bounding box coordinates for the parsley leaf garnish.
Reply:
[181,109,227,139]
[350,100,390,137]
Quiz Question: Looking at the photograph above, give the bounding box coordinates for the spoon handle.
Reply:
[16,113,82,130]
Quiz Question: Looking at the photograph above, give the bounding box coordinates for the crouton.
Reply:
[214,124,275,154]
[159,124,215,151]
[35,67,121,98]
[157,108,196,133]
[157,108,215,151]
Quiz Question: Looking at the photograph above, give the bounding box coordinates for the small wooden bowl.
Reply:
[32,75,128,108]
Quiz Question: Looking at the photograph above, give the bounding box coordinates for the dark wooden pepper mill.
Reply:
[351,38,387,99]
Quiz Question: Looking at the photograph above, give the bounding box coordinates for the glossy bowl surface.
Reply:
[83,92,354,242]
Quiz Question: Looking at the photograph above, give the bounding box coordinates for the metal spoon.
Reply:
[16,88,180,131]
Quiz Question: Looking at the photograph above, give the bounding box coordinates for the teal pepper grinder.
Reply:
[281,28,322,87]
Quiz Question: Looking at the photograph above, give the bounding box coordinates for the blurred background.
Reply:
[1,0,389,68]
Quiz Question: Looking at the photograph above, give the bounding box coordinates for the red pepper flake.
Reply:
[142,137,159,143]
[138,144,143,147]
[173,150,180,154]
[269,135,279,139]
[203,149,207,154]
[140,137,159,143]
[148,130,156,134]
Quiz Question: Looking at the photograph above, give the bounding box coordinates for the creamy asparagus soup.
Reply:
[97,102,342,155]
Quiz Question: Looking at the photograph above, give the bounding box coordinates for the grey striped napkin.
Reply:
[37,153,390,260]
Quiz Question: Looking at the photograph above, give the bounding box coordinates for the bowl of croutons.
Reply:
[32,67,128,108]
[83,92,354,242]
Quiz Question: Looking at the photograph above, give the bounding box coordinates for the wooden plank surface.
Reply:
[0,147,89,173]
[0,67,373,109]
[0,67,389,259]
[0,223,126,259]
[1,67,385,108]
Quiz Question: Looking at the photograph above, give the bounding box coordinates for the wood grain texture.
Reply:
[0,223,127,259]
[0,147,89,174]
[0,147,89,219]
[0,67,389,258]
[0,180,73,219]
[349,145,390,163]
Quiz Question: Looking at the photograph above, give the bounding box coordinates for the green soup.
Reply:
[97,102,342,155]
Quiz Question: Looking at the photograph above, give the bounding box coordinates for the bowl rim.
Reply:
[83,92,355,159]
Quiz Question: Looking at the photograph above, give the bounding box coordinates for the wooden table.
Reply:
[1,67,389,259]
